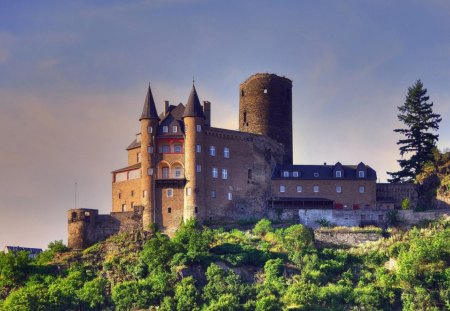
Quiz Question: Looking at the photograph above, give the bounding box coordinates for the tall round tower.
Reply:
[239,73,293,164]
[140,84,159,231]
[182,85,206,222]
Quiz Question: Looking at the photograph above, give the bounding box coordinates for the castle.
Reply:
[68,73,416,249]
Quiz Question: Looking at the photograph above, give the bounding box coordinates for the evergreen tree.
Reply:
[388,80,441,183]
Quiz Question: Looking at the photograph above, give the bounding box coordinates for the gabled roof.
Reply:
[140,84,160,121]
[182,85,205,118]
[273,163,377,180]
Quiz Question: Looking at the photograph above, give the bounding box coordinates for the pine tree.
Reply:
[388,80,441,183]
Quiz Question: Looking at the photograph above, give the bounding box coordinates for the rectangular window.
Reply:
[115,172,127,182]
[359,186,365,193]
[137,152,141,163]
[313,185,319,193]
[224,147,230,158]
[186,187,192,196]
[222,169,228,179]
[280,185,286,193]
[196,124,201,132]
[147,146,153,154]
[336,171,342,178]
[147,168,153,176]
[172,125,178,133]
[359,171,365,178]
[162,167,169,178]
[167,189,173,197]
[227,192,232,201]
[283,171,289,177]
[121,204,126,212]
[336,186,342,193]
[163,126,168,133]
[196,144,201,153]
[148,126,153,133]
[212,167,218,178]
[174,167,182,178]
[196,164,201,173]
[118,192,122,199]
[210,146,216,156]
[211,190,216,198]
[143,190,147,198]
[293,171,299,177]
[162,144,170,153]
[195,206,198,213]
[168,207,172,213]
[174,144,182,153]
[131,190,134,197]
[128,169,141,179]
[296,186,302,193]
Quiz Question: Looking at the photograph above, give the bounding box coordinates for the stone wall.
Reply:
[314,229,382,247]
[239,73,293,164]
[397,209,450,226]
[68,206,143,249]
[268,208,389,228]
[376,183,418,209]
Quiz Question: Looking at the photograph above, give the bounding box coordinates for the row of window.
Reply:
[160,124,204,134]
[118,190,148,199]
[195,145,230,158]
[281,170,365,178]
[166,188,233,200]
[279,185,366,193]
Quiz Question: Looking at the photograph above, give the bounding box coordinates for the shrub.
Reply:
[253,219,273,237]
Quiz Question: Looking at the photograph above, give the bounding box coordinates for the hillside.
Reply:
[1,218,450,310]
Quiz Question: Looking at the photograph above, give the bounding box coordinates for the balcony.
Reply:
[155,167,186,187]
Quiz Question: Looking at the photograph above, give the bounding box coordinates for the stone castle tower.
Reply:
[182,85,207,222]
[239,73,293,164]
[140,84,159,230]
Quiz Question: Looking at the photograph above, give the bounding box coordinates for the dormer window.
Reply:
[163,126,168,133]
[293,171,299,177]
[172,125,178,133]
[314,172,319,178]
[283,171,289,177]
[358,171,365,178]
[336,171,342,178]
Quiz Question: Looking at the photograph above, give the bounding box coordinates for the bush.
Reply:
[253,219,273,237]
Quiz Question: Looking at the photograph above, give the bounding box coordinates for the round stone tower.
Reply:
[239,73,293,164]
[182,84,206,222]
[140,84,160,231]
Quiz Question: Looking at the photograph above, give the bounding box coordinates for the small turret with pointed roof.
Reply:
[140,83,160,121]
[183,84,205,119]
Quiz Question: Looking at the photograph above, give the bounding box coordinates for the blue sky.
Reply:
[1,0,449,249]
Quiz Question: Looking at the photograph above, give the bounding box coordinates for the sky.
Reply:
[1,0,450,250]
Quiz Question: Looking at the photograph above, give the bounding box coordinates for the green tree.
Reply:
[388,80,441,183]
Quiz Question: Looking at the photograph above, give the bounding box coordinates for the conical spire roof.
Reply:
[140,83,160,121]
[182,84,205,118]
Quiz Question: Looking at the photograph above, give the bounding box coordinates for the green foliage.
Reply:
[36,240,68,264]
[388,79,442,183]
[387,209,400,226]
[253,218,273,237]
[402,197,411,210]
[0,251,31,290]
[3,219,450,310]
[172,219,213,264]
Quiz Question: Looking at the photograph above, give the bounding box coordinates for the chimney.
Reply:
[324,162,327,166]
[203,101,211,127]
[164,100,169,115]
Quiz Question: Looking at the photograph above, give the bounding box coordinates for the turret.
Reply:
[182,84,206,222]
[140,84,160,231]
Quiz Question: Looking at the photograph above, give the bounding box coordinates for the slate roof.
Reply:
[182,85,205,118]
[4,246,42,254]
[126,139,140,150]
[140,84,160,121]
[272,163,377,180]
